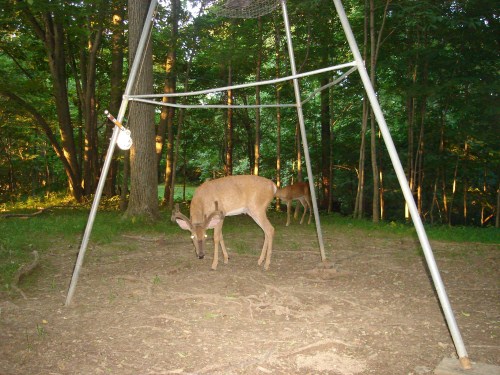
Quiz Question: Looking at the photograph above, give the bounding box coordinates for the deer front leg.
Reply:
[286,201,292,226]
[219,232,229,264]
[211,223,225,270]
[298,197,307,224]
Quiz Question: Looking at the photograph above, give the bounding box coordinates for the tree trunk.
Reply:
[275,16,282,210]
[104,1,125,197]
[81,17,104,196]
[295,121,303,182]
[496,183,500,228]
[369,0,380,223]
[125,0,159,220]
[20,7,83,201]
[448,156,460,226]
[242,96,256,170]
[328,81,335,214]
[354,1,370,219]
[160,0,179,204]
[320,76,331,209]
[253,17,263,176]
[439,110,449,224]
[225,63,233,176]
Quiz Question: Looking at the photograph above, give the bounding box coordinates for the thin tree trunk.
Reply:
[354,0,370,219]
[225,63,233,176]
[448,156,460,226]
[104,1,125,197]
[320,75,331,209]
[81,17,104,196]
[168,46,196,210]
[161,0,179,204]
[275,15,282,210]
[328,82,335,213]
[241,96,256,169]
[253,17,263,176]
[463,141,469,225]
[496,183,500,228]
[20,7,83,201]
[369,0,381,223]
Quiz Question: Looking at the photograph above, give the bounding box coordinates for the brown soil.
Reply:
[1,217,499,374]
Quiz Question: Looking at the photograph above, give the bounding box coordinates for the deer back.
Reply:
[190,175,277,223]
[275,181,309,201]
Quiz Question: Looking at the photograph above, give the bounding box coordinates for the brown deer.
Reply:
[275,181,312,226]
[172,175,277,270]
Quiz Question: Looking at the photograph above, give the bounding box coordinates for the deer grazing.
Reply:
[172,175,277,270]
[275,181,312,226]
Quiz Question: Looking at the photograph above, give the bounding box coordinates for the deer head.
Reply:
[172,202,224,260]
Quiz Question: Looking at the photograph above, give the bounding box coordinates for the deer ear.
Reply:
[175,218,192,231]
[205,212,223,229]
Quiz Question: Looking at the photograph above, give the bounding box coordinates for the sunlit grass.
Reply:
[1,195,498,293]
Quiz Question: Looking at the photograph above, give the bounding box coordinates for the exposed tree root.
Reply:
[11,250,39,299]
[1,209,46,219]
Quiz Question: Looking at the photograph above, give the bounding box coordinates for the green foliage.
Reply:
[0,0,497,225]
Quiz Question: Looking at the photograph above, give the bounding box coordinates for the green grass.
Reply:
[158,184,196,202]
[319,213,500,244]
[1,197,498,293]
[0,205,180,292]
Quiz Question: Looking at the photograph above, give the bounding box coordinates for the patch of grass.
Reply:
[1,197,497,293]
[231,239,253,255]
[158,184,197,202]
[0,204,180,292]
[320,213,500,244]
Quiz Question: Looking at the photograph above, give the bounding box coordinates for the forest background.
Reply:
[0,0,498,227]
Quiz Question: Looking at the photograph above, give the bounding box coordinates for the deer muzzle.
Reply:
[197,239,205,259]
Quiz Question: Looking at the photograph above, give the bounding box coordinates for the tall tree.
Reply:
[253,16,263,176]
[71,1,106,195]
[125,0,159,220]
[104,0,126,197]
[224,62,234,176]
[159,0,180,205]
[15,1,84,201]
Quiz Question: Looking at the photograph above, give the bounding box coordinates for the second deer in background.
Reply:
[275,181,312,226]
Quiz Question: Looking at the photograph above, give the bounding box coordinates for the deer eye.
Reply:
[204,234,208,238]
[190,235,195,239]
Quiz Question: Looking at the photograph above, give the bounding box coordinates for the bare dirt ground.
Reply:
[1,216,499,375]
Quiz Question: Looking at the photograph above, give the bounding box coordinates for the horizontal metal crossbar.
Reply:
[127,63,358,109]
[127,61,357,100]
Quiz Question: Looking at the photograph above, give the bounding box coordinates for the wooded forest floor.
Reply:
[1,215,499,374]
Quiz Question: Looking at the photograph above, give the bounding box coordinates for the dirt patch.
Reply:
[0,221,498,374]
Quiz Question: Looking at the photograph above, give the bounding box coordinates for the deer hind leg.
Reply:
[254,216,274,270]
[298,197,313,224]
[298,197,307,224]
[305,196,312,224]
[293,200,300,220]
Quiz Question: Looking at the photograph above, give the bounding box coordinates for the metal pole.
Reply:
[65,0,158,306]
[281,0,327,262]
[331,0,470,368]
